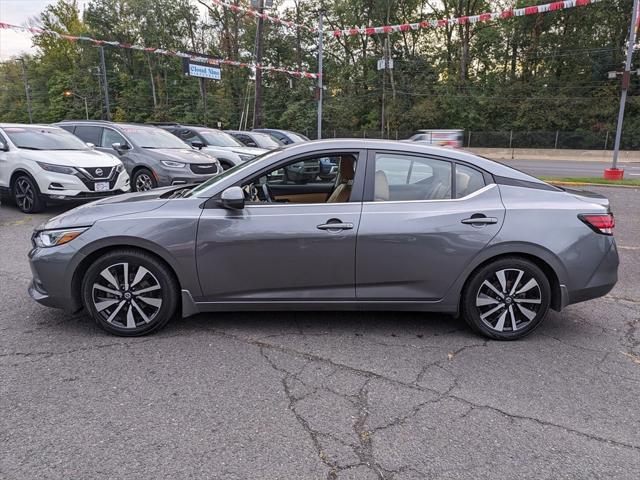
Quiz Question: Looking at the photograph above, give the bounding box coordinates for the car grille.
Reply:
[80,167,114,180]
[189,163,220,175]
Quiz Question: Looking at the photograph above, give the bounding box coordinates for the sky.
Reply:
[0,1,89,59]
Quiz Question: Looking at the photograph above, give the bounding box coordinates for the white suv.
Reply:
[0,124,130,213]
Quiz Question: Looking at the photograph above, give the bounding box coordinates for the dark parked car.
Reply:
[225,130,283,150]
[28,139,617,340]
[252,128,309,145]
[57,121,222,191]
[153,123,267,169]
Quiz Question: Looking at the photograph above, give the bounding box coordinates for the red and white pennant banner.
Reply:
[0,21,319,78]
[210,0,317,33]
[333,0,601,37]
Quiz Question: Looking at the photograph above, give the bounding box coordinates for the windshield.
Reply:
[253,133,282,149]
[199,130,243,147]
[187,149,275,197]
[3,126,89,150]
[122,127,190,149]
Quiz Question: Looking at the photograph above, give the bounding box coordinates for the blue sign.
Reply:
[187,64,221,80]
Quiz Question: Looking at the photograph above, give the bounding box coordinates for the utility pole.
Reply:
[317,11,323,140]
[19,58,33,124]
[99,46,111,121]
[251,0,265,129]
[608,0,639,178]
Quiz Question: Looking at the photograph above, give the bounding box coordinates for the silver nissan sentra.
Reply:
[28,139,618,339]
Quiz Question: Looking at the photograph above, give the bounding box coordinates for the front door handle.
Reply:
[317,219,354,231]
[461,216,498,225]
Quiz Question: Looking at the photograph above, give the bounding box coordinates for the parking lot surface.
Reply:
[1,186,639,480]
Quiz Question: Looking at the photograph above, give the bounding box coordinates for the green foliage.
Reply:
[0,0,637,144]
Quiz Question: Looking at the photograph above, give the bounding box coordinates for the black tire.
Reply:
[13,174,45,213]
[81,249,178,336]
[132,168,157,192]
[461,257,551,340]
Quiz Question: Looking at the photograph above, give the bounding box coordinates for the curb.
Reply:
[546,181,640,189]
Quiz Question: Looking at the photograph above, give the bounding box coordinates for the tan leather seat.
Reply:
[374,170,390,201]
[327,157,355,203]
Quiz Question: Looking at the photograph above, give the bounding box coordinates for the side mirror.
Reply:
[0,141,8,152]
[86,142,95,149]
[191,141,204,150]
[220,186,245,210]
[112,142,130,153]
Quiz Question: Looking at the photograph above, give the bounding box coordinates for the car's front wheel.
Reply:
[81,249,178,336]
[132,168,157,192]
[461,257,551,340]
[13,175,45,213]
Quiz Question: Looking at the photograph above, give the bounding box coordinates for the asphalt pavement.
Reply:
[498,158,640,178]
[1,186,639,479]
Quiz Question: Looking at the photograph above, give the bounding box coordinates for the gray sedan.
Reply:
[28,140,618,339]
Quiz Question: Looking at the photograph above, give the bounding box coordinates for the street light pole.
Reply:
[317,11,323,140]
[608,0,639,178]
[63,91,89,120]
[252,0,265,129]
[99,46,111,121]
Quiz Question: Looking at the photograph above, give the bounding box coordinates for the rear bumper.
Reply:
[566,239,619,307]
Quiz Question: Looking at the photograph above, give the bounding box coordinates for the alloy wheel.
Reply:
[135,173,154,191]
[475,268,542,333]
[15,178,35,212]
[92,262,163,329]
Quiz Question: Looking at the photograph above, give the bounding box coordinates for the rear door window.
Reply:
[74,126,103,146]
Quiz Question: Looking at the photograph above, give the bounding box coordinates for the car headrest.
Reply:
[374,170,390,201]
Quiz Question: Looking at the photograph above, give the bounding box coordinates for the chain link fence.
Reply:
[304,129,638,150]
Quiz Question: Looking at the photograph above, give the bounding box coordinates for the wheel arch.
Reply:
[10,168,40,191]
[70,241,186,314]
[446,242,568,314]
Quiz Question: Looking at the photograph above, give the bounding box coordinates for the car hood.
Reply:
[143,148,218,164]
[215,145,267,156]
[39,186,176,230]
[17,149,120,167]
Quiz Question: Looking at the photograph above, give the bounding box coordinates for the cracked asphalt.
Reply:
[1,186,639,479]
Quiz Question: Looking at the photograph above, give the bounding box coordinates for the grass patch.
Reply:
[539,176,640,187]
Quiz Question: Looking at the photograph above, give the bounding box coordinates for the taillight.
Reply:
[579,213,615,235]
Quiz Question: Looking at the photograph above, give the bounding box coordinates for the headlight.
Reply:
[238,154,254,162]
[34,227,88,248]
[36,162,77,175]
[161,160,186,168]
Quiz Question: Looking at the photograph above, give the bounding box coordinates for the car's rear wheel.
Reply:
[132,168,157,192]
[81,249,178,336]
[13,175,45,213]
[461,257,551,340]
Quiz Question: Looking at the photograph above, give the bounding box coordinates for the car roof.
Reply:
[0,123,64,129]
[55,120,158,130]
[266,139,546,184]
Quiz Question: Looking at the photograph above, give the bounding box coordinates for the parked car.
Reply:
[252,128,309,145]
[0,123,129,213]
[154,124,267,169]
[28,139,618,339]
[225,130,283,150]
[407,129,463,148]
[57,121,222,191]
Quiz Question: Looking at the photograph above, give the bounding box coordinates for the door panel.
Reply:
[196,204,361,302]
[356,185,505,300]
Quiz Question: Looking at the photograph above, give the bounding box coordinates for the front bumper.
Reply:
[156,164,222,187]
[28,243,85,312]
[36,170,130,200]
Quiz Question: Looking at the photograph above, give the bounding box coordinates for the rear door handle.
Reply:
[317,220,354,231]
[461,216,498,225]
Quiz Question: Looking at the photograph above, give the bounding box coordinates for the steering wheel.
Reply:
[261,183,274,203]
